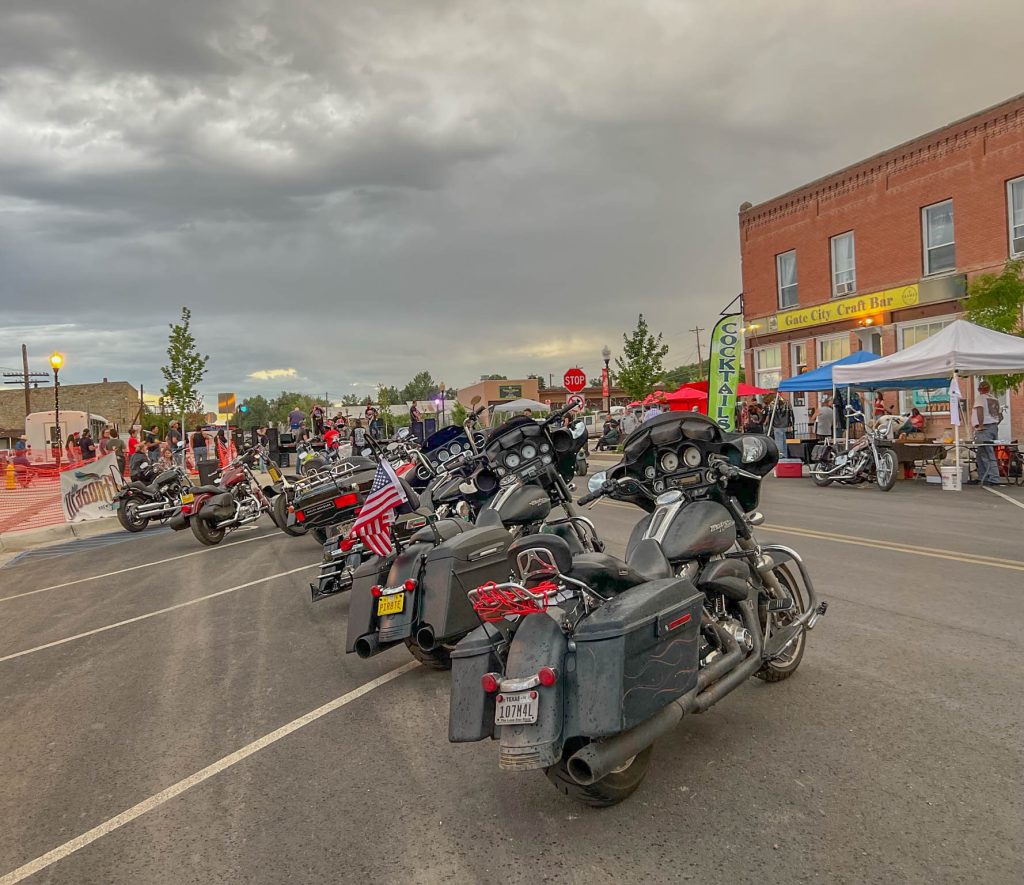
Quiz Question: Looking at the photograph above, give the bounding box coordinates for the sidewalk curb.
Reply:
[0,518,123,555]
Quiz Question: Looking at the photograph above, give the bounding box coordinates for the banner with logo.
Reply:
[708,314,743,432]
[60,453,121,522]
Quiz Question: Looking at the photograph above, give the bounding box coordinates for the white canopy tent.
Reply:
[832,320,1024,474]
[490,398,550,414]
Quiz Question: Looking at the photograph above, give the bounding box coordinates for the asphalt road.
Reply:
[1,474,1022,885]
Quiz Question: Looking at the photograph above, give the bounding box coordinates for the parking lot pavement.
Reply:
[0,482,1022,884]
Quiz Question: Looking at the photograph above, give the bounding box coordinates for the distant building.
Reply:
[0,380,140,443]
[456,378,541,410]
[740,92,1024,439]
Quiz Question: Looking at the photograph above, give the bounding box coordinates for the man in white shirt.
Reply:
[619,410,639,437]
[972,381,1002,485]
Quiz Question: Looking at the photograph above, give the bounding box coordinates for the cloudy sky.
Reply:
[1,0,1021,405]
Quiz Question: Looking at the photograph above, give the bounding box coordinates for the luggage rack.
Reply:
[291,460,364,499]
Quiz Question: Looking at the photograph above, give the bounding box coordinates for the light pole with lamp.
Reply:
[50,352,64,468]
[601,345,611,415]
[438,382,446,428]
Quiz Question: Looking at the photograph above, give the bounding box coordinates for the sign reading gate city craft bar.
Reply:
[767,284,921,333]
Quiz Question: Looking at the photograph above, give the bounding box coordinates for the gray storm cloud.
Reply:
[1,0,1021,401]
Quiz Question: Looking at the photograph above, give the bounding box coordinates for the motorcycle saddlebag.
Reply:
[419,525,513,645]
[197,492,235,522]
[448,625,504,742]
[571,577,702,736]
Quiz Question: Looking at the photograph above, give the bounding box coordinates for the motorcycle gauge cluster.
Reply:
[504,452,522,469]
[521,444,537,460]
[659,451,679,472]
[681,445,702,468]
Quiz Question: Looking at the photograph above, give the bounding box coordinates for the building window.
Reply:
[776,250,798,309]
[791,341,808,374]
[755,345,782,389]
[899,318,955,413]
[1009,177,1024,258]
[922,199,955,275]
[818,335,850,365]
[830,232,856,297]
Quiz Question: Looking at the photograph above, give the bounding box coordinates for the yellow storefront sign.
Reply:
[766,285,920,333]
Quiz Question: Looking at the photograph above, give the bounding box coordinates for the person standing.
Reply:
[873,392,887,419]
[144,425,160,462]
[166,421,183,465]
[191,425,208,466]
[972,381,1003,486]
[107,430,127,477]
[352,419,367,450]
[619,409,638,437]
[79,429,97,461]
[814,397,835,441]
[311,404,325,436]
[771,394,794,456]
[287,405,305,433]
[98,428,112,456]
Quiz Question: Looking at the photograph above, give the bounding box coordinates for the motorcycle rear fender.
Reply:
[343,553,399,654]
[497,614,568,771]
[373,543,433,645]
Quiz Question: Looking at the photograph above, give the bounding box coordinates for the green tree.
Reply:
[234,395,271,430]
[376,384,397,436]
[341,393,361,406]
[449,401,467,428]
[963,259,1024,392]
[615,313,670,400]
[480,373,507,380]
[400,371,436,403]
[662,361,703,388]
[160,307,209,418]
[378,385,402,405]
[268,392,328,425]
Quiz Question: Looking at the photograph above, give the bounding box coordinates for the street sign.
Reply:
[563,368,586,393]
[204,412,218,424]
[217,392,236,413]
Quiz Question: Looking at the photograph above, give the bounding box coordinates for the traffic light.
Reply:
[239,404,249,413]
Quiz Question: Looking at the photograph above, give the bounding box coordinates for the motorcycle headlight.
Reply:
[741,435,768,464]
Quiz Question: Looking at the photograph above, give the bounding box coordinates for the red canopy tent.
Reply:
[683,380,771,397]
[664,385,708,412]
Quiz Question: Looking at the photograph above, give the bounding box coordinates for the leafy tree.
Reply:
[480,373,507,380]
[449,401,467,428]
[963,259,1024,392]
[160,307,209,418]
[401,371,436,403]
[341,393,361,406]
[614,313,670,400]
[378,385,402,405]
[268,391,328,425]
[234,395,271,430]
[662,361,703,388]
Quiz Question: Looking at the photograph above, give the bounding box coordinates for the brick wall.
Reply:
[0,381,140,431]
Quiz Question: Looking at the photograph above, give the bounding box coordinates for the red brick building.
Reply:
[739,92,1024,440]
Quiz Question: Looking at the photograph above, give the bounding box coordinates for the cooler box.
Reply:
[775,458,803,478]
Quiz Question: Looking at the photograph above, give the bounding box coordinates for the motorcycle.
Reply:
[112,454,192,533]
[447,411,826,807]
[811,407,898,491]
[345,397,600,669]
[175,445,278,546]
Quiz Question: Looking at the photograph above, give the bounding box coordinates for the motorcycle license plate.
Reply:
[377,593,404,616]
[495,691,538,726]
[180,492,194,504]
[268,465,281,482]
[111,501,120,510]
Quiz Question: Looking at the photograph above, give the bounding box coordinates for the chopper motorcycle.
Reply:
[810,407,898,491]
[345,398,600,670]
[174,444,279,546]
[112,454,192,533]
[447,412,826,807]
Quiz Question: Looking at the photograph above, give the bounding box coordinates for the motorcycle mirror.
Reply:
[747,511,765,526]
[470,395,482,407]
[587,471,607,493]
[458,480,477,496]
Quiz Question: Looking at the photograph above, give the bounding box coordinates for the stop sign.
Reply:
[563,368,587,393]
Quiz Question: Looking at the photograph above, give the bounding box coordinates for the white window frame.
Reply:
[754,345,782,390]
[776,250,798,309]
[1008,176,1024,258]
[791,340,808,375]
[817,334,850,366]
[921,199,955,275]
[830,232,856,298]
[896,315,957,413]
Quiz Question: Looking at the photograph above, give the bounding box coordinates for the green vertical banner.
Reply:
[707,313,743,431]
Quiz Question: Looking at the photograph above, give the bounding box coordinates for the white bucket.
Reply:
[940,465,961,491]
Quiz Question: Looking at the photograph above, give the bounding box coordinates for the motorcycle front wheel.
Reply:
[116,498,149,533]
[756,563,807,682]
[545,739,653,808]
[191,517,226,546]
[875,448,897,492]
[811,448,835,487]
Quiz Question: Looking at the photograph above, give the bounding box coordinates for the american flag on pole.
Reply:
[347,460,407,556]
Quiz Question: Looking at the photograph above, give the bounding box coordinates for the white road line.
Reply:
[0,660,421,885]
[0,530,288,604]
[984,485,1024,510]
[0,564,318,664]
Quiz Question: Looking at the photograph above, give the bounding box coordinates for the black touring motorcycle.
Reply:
[345,399,596,669]
[447,412,826,807]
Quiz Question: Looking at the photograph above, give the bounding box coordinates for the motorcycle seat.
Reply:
[155,468,179,485]
[190,484,224,495]
[508,533,574,577]
[475,508,503,529]
[566,553,647,596]
[625,538,674,582]
[409,517,467,544]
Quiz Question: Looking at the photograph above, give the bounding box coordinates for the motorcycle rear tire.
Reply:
[756,564,806,683]
[811,448,835,487]
[545,739,652,808]
[272,493,308,537]
[117,499,149,533]
[875,448,897,492]
[191,517,226,546]
[403,638,452,670]
[311,526,329,546]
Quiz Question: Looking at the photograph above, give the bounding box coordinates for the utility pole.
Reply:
[2,345,51,418]
[690,326,706,381]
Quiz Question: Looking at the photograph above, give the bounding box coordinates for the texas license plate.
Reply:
[377,593,404,616]
[495,691,538,726]
[180,492,194,504]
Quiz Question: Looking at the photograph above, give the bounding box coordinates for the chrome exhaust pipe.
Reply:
[416,626,436,651]
[355,635,381,659]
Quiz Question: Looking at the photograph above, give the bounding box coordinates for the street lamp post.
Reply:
[601,345,611,414]
[50,352,64,468]
[439,382,446,428]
